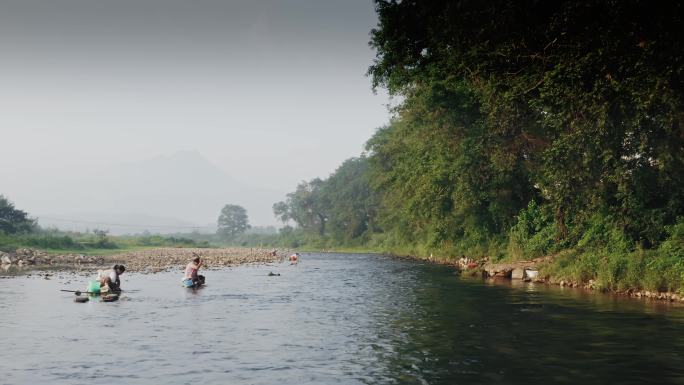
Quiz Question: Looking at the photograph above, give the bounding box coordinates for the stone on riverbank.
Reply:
[483,256,551,279]
[525,269,539,279]
[484,262,525,278]
[511,268,525,280]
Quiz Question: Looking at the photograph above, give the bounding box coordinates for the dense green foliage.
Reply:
[273,157,379,247]
[0,195,36,234]
[217,204,250,240]
[368,0,683,250]
[274,0,684,291]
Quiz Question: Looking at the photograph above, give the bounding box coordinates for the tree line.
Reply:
[273,0,684,290]
[0,194,217,251]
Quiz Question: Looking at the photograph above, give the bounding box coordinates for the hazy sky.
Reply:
[0,0,391,228]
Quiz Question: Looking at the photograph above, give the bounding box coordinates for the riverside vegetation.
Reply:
[2,1,683,297]
[268,1,684,296]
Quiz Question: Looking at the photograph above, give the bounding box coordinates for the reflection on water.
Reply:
[1,253,684,385]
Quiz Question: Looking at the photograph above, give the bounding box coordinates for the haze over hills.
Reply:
[9,150,287,234]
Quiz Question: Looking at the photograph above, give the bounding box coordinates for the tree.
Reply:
[273,157,380,242]
[320,157,379,241]
[217,204,250,239]
[273,179,328,235]
[369,0,684,250]
[0,195,36,234]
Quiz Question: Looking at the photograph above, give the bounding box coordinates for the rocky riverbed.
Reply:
[108,247,289,272]
[0,247,290,274]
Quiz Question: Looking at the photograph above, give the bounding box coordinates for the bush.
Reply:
[541,218,684,293]
[508,201,555,260]
[645,218,684,291]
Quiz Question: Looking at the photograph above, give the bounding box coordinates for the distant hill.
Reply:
[24,150,285,234]
[37,212,211,235]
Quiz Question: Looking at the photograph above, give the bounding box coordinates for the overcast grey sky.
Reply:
[0,0,391,228]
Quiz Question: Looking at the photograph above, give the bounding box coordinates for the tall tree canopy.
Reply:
[368,0,684,250]
[217,204,250,239]
[274,0,683,267]
[273,178,328,236]
[273,157,378,242]
[270,1,683,291]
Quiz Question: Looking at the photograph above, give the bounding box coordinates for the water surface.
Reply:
[1,253,683,384]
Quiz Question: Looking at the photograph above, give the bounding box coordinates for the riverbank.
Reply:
[397,251,684,303]
[0,247,290,274]
[222,244,684,305]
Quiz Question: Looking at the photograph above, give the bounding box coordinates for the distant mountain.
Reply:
[27,150,285,234]
[37,211,210,235]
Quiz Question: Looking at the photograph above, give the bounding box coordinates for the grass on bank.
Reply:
[541,225,684,293]
[512,210,684,293]
[0,231,215,255]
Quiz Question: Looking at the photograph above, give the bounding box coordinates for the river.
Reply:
[1,252,684,384]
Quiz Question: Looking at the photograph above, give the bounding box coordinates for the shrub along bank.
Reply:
[271,1,684,295]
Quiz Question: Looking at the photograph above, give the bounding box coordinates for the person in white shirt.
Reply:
[97,264,125,292]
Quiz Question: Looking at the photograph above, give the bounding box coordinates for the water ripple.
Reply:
[1,253,684,384]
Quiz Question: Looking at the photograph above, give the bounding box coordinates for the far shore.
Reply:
[0,247,291,274]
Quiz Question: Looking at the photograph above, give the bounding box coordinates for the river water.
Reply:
[1,253,684,385]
